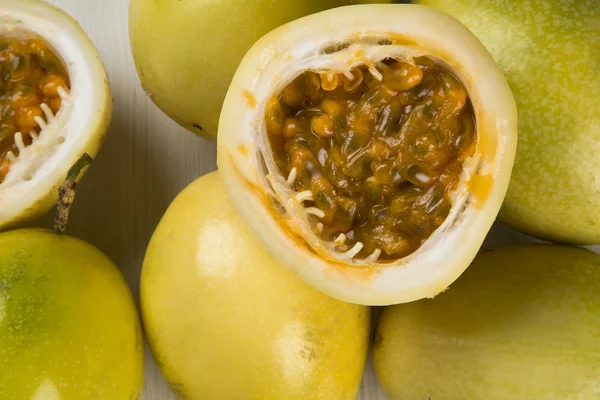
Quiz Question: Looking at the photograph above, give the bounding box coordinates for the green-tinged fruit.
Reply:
[374,245,600,400]
[0,229,143,399]
[416,0,600,244]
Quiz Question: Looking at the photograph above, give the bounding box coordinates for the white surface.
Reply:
[43,1,599,399]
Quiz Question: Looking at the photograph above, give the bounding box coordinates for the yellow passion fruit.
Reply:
[0,0,111,231]
[0,229,143,399]
[129,0,394,140]
[142,172,370,399]
[374,245,600,400]
[218,4,517,305]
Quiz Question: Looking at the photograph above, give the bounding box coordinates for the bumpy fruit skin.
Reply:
[0,229,143,399]
[141,172,370,399]
[128,0,391,140]
[416,0,600,244]
[373,245,600,400]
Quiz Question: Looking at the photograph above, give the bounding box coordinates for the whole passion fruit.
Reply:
[0,229,143,399]
[142,172,370,399]
[416,0,600,244]
[129,0,393,140]
[217,4,517,305]
[0,0,111,231]
[373,245,600,399]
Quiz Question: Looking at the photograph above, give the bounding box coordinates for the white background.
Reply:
[45,1,600,399]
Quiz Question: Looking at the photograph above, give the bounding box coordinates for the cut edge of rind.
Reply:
[218,4,517,305]
[0,0,112,230]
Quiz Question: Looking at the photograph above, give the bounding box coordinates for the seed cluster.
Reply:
[0,36,71,182]
[266,57,476,260]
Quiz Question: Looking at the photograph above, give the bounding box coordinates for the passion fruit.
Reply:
[129,0,393,140]
[416,0,600,244]
[373,245,600,399]
[0,229,143,399]
[217,4,517,305]
[141,172,370,399]
[0,0,111,231]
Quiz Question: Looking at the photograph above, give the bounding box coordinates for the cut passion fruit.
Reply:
[0,0,111,230]
[218,4,517,305]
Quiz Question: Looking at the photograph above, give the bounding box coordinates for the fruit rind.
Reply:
[218,4,517,305]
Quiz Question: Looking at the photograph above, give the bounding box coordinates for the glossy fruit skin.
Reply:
[0,229,143,399]
[373,245,600,400]
[129,0,392,140]
[416,0,600,244]
[141,171,370,399]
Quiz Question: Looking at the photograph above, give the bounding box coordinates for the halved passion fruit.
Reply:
[218,4,516,305]
[0,0,111,230]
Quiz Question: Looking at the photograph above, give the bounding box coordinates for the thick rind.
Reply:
[217,4,517,305]
[0,0,111,230]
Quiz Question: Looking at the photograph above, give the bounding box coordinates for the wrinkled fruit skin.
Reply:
[0,229,143,399]
[129,0,392,140]
[141,172,370,399]
[373,245,600,400]
[416,0,600,244]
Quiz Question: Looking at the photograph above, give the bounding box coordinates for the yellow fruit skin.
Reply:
[416,0,600,244]
[373,245,600,400]
[0,229,143,399]
[141,171,370,399]
[128,0,391,140]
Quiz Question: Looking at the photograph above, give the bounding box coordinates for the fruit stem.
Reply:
[54,153,93,234]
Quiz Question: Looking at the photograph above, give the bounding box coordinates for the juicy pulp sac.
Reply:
[0,34,70,182]
[265,56,476,261]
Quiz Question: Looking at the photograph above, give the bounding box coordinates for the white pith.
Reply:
[0,0,110,228]
[218,4,517,305]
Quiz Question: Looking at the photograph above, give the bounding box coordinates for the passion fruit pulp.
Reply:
[218,4,517,305]
[142,172,370,399]
[0,229,143,399]
[267,57,476,260]
[0,35,70,182]
[0,0,111,231]
[374,245,600,400]
[129,0,393,140]
[417,0,600,245]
